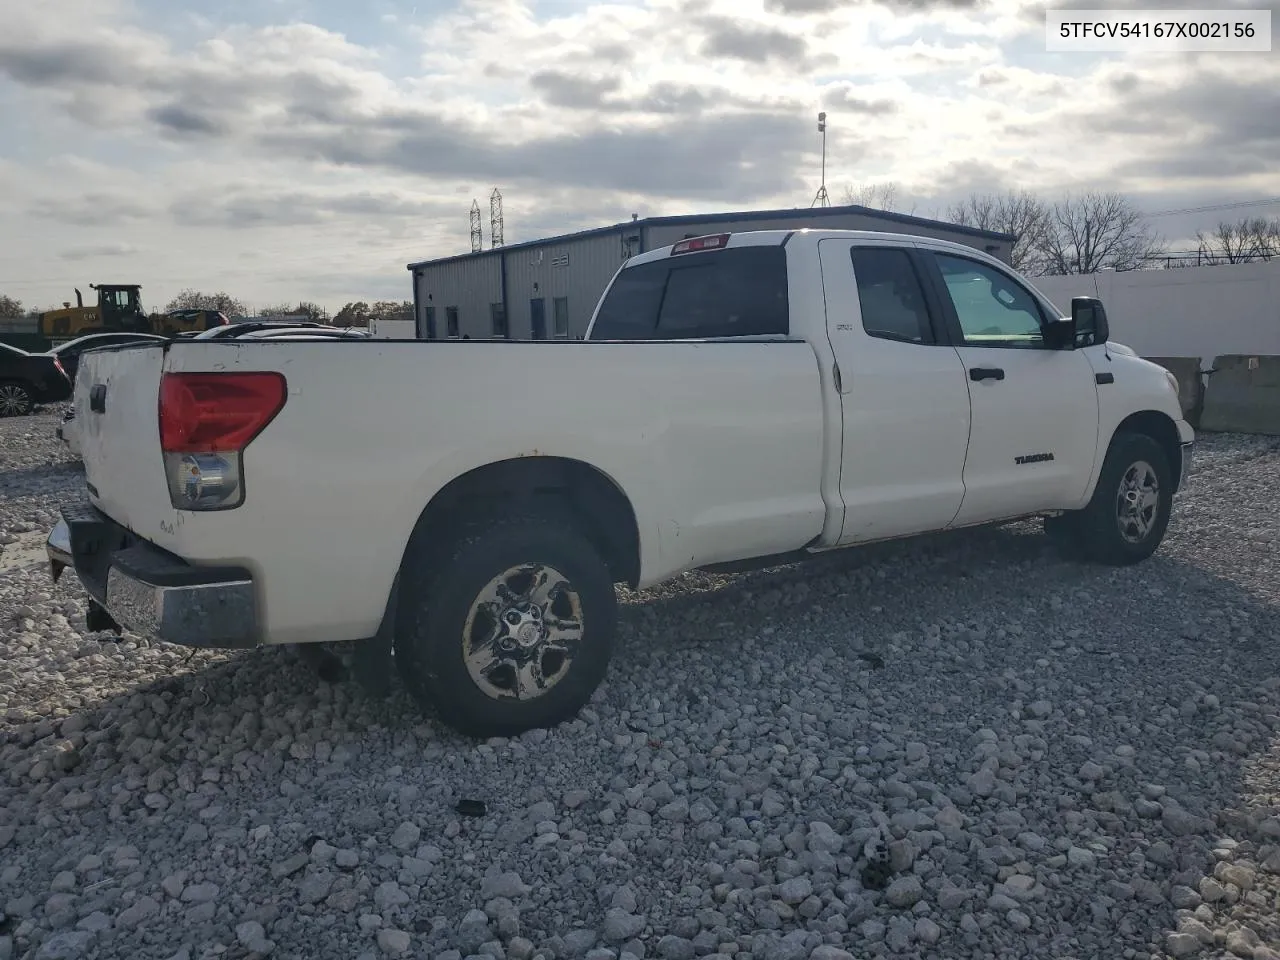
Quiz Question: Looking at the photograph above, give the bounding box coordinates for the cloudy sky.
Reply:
[1,0,1277,314]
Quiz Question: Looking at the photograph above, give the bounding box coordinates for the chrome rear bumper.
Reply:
[47,502,258,648]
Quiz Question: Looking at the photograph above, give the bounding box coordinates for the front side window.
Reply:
[935,253,1045,348]
[850,247,935,344]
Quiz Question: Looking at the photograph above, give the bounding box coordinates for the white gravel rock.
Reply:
[1166,932,1202,957]
[3,419,1280,959]
[389,822,420,851]
[376,928,411,956]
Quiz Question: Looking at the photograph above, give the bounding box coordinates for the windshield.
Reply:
[105,288,144,314]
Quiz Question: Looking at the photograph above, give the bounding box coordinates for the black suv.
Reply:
[0,343,72,416]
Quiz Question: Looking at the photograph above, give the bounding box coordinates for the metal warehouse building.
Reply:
[406,204,1016,341]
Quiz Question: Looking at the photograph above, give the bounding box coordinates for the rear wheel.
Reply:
[1047,431,1173,565]
[0,381,33,417]
[394,511,617,738]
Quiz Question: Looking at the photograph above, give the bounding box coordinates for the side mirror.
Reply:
[1071,296,1110,347]
[1042,314,1077,350]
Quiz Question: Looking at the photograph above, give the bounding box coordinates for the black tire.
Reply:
[0,381,33,417]
[394,511,617,738]
[1052,431,1173,566]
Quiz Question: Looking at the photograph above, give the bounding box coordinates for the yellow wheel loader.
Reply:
[39,285,228,342]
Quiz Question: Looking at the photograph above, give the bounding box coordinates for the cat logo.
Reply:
[1014,452,1055,465]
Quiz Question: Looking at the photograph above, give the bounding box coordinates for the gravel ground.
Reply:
[2,409,1280,960]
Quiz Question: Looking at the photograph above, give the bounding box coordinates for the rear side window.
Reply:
[591,247,789,340]
[850,247,935,344]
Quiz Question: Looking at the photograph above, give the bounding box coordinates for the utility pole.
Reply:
[490,188,505,248]
[469,200,483,253]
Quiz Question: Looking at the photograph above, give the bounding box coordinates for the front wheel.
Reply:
[394,512,617,738]
[1050,432,1173,565]
[0,381,34,417]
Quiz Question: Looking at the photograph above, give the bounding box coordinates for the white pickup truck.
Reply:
[46,229,1194,737]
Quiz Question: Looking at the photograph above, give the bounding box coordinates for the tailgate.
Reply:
[77,343,171,533]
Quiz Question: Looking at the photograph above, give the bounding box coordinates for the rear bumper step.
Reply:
[46,502,258,649]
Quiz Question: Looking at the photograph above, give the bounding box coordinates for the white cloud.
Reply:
[59,243,140,261]
[0,0,1276,312]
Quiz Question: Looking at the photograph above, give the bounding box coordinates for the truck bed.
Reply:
[74,338,831,645]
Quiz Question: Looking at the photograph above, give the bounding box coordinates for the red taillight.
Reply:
[159,372,287,453]
[671,233,730,255]
[53,356,68,379]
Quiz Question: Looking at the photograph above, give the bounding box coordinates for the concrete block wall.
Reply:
[1141,353,1280,436]
[1199,355,1280,436]
[1031,260,1280,368]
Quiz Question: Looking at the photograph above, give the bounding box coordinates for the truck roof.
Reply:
[623,228,1012,269]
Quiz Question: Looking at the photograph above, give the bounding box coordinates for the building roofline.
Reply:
[406,203,1017,271]
[407,221,630,270]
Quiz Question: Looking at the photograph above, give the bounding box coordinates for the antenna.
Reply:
[469,200,483,253]
[490,188,505,248]
[810,112,830,208]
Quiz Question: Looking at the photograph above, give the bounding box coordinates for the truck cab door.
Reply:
[919,250,1101,525]
[818,240,973,543]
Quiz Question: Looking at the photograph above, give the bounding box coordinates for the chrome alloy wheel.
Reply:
[1116,459,1160,544]
[0,384,32,416]
[462,562,584,701]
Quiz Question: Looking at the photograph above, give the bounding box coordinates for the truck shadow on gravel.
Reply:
[0,461,83,496]
[8,518,1280,958]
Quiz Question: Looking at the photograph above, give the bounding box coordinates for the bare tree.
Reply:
[1195,217,1280,264]
[261,301,327,322]
[1251,218,1280,259]
[370,300,414,320]
[946,190,1051,273]
[294,301,327,323]
[0,294,23,320]
[842,182,902,212]
[334,301,372,328]
[1035,191,1165,275]
[165,289,247,317]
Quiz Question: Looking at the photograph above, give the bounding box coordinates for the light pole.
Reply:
[811,112,830,208]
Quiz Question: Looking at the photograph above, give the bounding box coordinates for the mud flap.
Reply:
[352,575,397,698]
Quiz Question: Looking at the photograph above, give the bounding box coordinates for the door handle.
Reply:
[969,367,1005,382]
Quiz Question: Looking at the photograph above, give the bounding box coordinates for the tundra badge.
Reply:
[1014,452,1055,465]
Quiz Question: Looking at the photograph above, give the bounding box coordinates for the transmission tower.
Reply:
[469,200,483,253]
[490,188,505,248]
[810,112,830,208]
